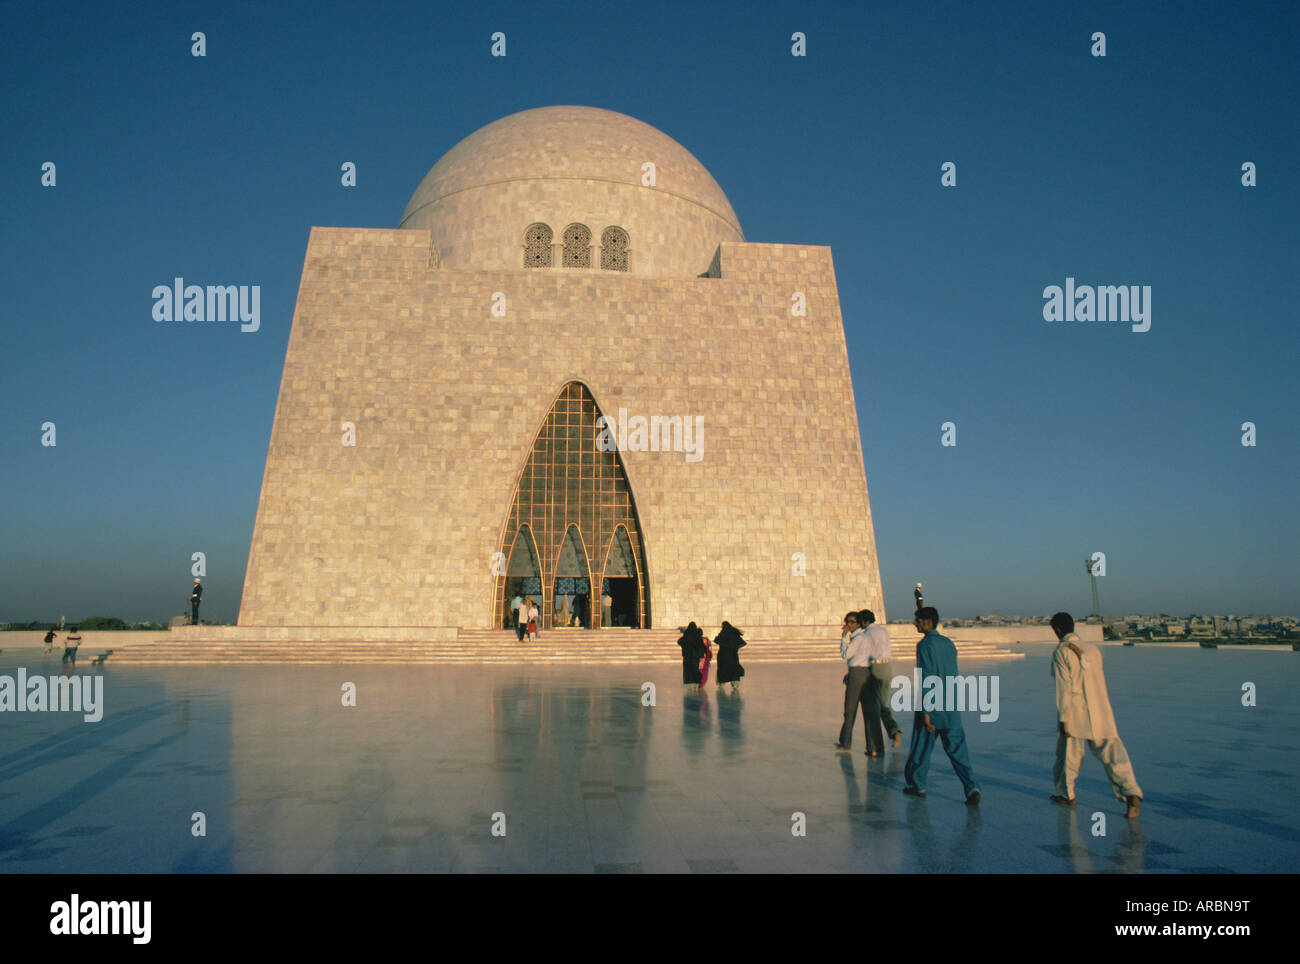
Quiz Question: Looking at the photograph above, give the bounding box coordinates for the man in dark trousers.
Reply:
[190,578,203,625]
[903,607,981,805]
[510,593,524,641]
[860,609,903,747]
[835,612,875,751]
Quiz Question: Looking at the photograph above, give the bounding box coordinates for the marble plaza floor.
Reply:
[0,643,1296,873]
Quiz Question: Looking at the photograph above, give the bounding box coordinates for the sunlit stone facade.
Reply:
[236,106,884,632]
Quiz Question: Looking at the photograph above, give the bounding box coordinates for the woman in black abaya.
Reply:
[713,621,747,691]
[677,622,705,689]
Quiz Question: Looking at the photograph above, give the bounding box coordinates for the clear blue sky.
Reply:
[2,0,1296,625]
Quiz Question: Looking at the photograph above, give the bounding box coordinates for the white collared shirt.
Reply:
[863,623,891,663]
[841,628,871,667]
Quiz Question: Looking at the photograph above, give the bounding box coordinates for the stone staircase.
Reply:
[96,624,1023,665]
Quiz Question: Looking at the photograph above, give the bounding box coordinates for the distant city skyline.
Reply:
[2,2,1296,624]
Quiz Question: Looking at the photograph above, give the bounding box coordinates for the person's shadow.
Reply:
[716,689,745,756]
[1113,815,1148,872]
[1057,805,1095,873]
[904,790,983,873]
[680,689,711,756]
[1057,805,1147,873]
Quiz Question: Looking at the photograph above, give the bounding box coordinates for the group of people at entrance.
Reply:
[553,592,592,629]
[676,621,746,691]
[838,605,1142,818]
[510,591,617,639]
[510,596,540,642]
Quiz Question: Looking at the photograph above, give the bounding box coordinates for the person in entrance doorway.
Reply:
[1050,611,1143,819]
[519,597,532,642]
[601,590,612,628]
[511,594,524,641]
[526,598,540,643]
[903,607,981,805]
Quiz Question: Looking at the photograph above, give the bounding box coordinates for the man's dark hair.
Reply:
[844,611,858,623]
[915,606,939,625]
[858,609,876,625]
[1050,612,1075,637]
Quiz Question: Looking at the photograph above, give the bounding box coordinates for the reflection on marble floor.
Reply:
[1,646,1296,872]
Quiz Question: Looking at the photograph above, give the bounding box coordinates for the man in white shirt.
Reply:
[519,597,533,642]
[835,612,874,751]
[860,609,902,747]
[63,626,82,665]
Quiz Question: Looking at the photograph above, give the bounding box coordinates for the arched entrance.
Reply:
[500,525,541,629]
[493,381,651,629]
[601,525,642,627]
[552,525,593,628]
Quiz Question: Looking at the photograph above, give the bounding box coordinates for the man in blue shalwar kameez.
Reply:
[903,607,982,805]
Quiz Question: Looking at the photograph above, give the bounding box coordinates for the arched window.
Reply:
[600,226,629,272]
[562,223,591,267]
[523,223,552,267]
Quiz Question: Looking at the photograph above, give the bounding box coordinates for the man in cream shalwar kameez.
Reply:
[1050,611,1143,818]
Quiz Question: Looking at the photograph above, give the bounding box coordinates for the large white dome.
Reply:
[399,106,744,276]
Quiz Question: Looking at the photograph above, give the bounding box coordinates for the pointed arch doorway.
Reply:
[601,525,642,628]
[500,525,541,629]
[553,525,592,628]
[493,382,650,630]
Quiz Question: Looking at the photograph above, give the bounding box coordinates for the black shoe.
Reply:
[965,789,981,806]
[1050,794,1077,806]
[833,742,850,752]
[903,786,926,797]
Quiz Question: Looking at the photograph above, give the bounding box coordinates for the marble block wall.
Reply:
[237,228,884,629]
